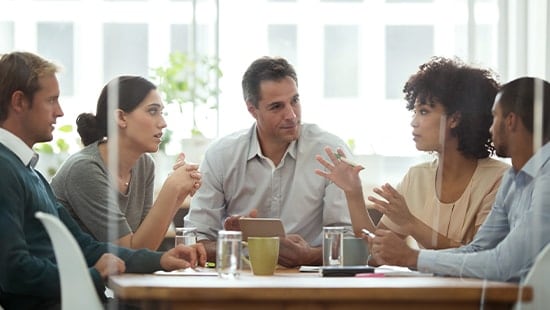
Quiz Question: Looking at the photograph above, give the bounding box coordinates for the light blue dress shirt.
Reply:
[184,123,353,247]
[418,142,550,282]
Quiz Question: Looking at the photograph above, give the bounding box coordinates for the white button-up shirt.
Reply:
[185,123,353,247]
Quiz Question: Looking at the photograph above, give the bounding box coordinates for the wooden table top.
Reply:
[109,268,532,307]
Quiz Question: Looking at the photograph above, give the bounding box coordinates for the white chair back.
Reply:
[515,243,550,310]
[35,211,103,310]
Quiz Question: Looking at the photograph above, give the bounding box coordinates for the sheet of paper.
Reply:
[154,267,218,276]
[299,265,321,273]
[372,265,433,277]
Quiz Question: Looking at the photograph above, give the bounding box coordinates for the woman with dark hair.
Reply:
[316,57,509,249]
[51,75,201,250]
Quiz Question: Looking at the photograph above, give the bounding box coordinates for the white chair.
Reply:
[35,211,103,310]
[515,243,550,310]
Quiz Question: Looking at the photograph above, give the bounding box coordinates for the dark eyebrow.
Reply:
[46,95,59,102]
[147,103,163,109]
[266,101,284,109]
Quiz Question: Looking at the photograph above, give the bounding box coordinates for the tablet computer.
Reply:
[239,218,286,241]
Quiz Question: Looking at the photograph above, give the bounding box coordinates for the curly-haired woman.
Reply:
[316,57,509,249]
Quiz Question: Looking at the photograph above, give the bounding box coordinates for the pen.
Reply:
[361,228,375,238]
[335,154,359,167]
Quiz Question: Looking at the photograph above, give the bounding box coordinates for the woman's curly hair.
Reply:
[403,56,499,158]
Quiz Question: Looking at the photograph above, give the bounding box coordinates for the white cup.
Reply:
[174,227,197,247]
[216,230,242,278]
[322,226,345,266]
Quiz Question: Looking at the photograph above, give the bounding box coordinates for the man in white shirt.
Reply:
[185,56,353,267]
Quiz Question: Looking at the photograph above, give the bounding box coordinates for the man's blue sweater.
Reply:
[0,143,163,309]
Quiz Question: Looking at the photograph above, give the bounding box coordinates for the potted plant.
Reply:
[152,51,222,137]
[151,51,222,162]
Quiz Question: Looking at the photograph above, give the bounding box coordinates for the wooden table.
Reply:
[109,269,532,310]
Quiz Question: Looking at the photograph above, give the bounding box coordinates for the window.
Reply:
[103,23,149,83]
[171,24,190,53]
[324,25,359,98]
[2,0,547,185]
[37,22,75,95]
[217,0,507,157]
[268,24,298,66]
[386,0,433,3]
[385,25,434,99]
[0,22,14,53]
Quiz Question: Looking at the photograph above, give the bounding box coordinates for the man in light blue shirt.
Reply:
[185,57,353,267]
[367,77,550,282]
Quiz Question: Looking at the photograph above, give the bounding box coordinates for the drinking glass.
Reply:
[174,227,197,247]
[323,226,344,266]
[216,230,242,278]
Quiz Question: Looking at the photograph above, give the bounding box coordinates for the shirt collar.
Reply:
[247,123,297,161]
[0,128,39,167]
[520,142,550,178]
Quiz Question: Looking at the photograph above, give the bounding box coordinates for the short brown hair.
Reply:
[0,52,59,122]
[242,56,298,108]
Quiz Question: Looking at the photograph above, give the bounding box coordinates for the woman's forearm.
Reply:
[116,183,187,250]
[344,189,377,237]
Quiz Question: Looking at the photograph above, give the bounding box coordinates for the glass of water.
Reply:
[216,230,242,278]
[174,227,197,247]
[323,226,345,266]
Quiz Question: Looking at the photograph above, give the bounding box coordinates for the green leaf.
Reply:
[56,139,70,153]
[58,124,73,133]
[34,143,54,154]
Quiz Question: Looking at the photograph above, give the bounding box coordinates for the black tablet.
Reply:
[320,266,375,277]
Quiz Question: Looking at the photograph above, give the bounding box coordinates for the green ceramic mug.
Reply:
[247,236,280,275]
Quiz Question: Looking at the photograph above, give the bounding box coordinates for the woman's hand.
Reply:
[175,153,201,189]
[368,183,415,232]
[166,153,202,203]
[314,146,364,193]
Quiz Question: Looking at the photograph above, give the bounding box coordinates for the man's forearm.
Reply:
[306,247,323,266]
